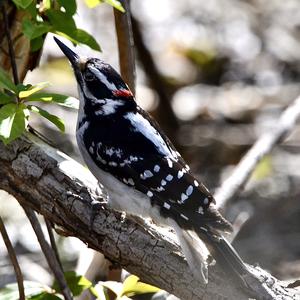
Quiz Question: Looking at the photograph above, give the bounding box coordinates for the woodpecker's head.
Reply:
[54,37,135,115]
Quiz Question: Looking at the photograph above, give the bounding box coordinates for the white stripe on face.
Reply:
[94,99,124,116]
[89,65,117,91]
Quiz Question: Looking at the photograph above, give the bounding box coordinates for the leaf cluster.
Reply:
[0,67,78,144]
[12,0,125,52]
[0,273,160,300]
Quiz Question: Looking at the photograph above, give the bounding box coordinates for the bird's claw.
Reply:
[89,199,108,232]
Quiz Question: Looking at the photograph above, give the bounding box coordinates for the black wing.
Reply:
[82,107,231,232]
[118,155,231,232]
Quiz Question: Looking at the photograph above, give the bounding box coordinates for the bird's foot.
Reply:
[89,199,108,232]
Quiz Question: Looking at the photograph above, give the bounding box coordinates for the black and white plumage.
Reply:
[55,37,249,284]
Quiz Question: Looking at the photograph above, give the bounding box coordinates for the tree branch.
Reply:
[215,95,300,209]
[0,215,25,300]
[1,4,19,85]
[45,217,63,269]
[113,0,136,94]
[22,206,73,300]
[0,133,298,299]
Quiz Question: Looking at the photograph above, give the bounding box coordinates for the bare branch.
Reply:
[113,0,136,94]
[0,215,25,300]
[22,206,73,300]
[45,217,63,269]
[0,133,298,299]
[1,4,19,85]
[215,95,300,209]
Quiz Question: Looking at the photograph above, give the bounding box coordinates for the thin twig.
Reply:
[113,0,136,94]
[215,95,300,209]
[1,5,19,85]
[22,206,73,300]
[45,217,63,269]
[0,215,25,300]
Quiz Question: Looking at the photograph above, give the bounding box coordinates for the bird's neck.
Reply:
[77,93,137,130]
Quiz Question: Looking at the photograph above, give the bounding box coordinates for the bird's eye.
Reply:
[84,71,95,81]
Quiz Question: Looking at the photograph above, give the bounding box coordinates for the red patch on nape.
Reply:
[113,89,133,98]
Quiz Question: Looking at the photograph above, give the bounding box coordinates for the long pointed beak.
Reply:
[54,37,79,67]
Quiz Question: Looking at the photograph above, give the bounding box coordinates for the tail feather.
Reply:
[170,217,249,286]
[169,219,209,284]
[202,206,233,233]
[195,227,249,286]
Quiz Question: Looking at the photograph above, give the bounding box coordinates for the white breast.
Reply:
[76,126,164,224]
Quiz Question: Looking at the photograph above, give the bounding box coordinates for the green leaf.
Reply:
[28,105,65,132]
[31,36,45,52]
[16,83,33,94]
[53,271,92,297]
[47,10,100,51]
[0,281,54,300]
[25,1,38,18]
[121,275,160,297]
[57,0,77,16]
[0,92,14,105]
[19,82,50,98]
[28,292,62,300]
[73,29,101,51]
[47,11,76,33]
[104,0,125,12]
[123,282,160,297]
[22,19,52,40]
[12,0,33,9]
[121,275,139,295]
[42,0,52,10]
[84,0,125,12]
[0,103,29,144]
[55,29,101,51]
[252,155,273,180]
[84,0,101,8]
[25,92,79,109]
[0,68,17,93]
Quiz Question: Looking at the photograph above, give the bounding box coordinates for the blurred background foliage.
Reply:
[1,0,300,298]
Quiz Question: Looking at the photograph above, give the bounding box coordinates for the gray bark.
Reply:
[0,133,298,300]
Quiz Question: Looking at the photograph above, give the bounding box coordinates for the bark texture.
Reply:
[0,133,298,300]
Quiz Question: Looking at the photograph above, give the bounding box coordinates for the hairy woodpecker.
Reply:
[54,37,249,284]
